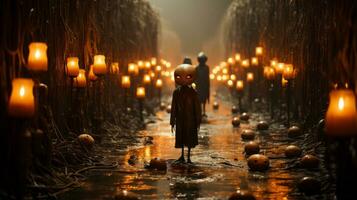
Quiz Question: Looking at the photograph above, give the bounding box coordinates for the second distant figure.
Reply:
[195,52,210,117]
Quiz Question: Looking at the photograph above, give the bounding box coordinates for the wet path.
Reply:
[59,93,326,200]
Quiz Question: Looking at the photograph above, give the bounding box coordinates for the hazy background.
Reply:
[149,0,232,67]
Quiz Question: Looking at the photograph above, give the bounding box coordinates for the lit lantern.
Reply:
[230,74,236,81]
[128,63,138,75]
[156,79,163,88]
[228,57,235,65]
[275,63,285,74]
[150,71,155,78]
[121,76,131,88]
[247,73,254,83]
[145,62,151,70]
[220,62,228,68]
[143,74,151,85]
[283,64,294,80]
[210,74,215,80]
[8,78,35,118]
[88,65,98,81]
[265,67,276,80]
[217,75,222,82]
[235,53,241,61]
[28,42,48,71]
[66,57,80,77]
[136,87,146,99]
[164,71,170,77]
[271,59,278,67]
[282,77,288,87]
[156,65,162,72]
[227,80,234,88]
[263,66,270,77]
[111,62,119,74]
[242,59,250,68]
[256,46,263,56]
[93,55,107,75]
[236,80,244,92]
[222,68,228,74]
[325,89,357,136]
[138,60,144,69]
[251,57,258,66]
[151,57,157,66]
[165,62,171,68]
[222,75,228,81]
[74,69,86,88]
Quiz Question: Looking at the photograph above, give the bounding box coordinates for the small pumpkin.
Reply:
[240,113,250,121]
[232,106,239,114]
[232,117,241,127]
[149,158,167,171]
[241,130,255,140]
[166,105,172,113]
[300,154,319,169]
[160,102,166,110]
[229,190,256,200]
[244,141,260,155]
[247,154,270,171]
[284,145,302,158]
[257,121,269,130]
[298,177,321,195]
[78,134,95,148]
[213,101,219,110]
[287,126,302,138]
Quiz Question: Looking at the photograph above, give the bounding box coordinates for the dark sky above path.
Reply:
[149,0,232,65]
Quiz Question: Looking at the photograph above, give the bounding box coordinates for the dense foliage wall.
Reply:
[0,0,159,197]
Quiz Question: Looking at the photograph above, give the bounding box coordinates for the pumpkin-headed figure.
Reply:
[170,64,201,163]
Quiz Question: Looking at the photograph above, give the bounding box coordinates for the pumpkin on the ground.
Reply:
[78,134,95,148]
[300,154,319,169]
[213,101,219,110]
[287,126,302,138]
[166,105,171,113]
[232,106,239,114]
[298,177,321,195]
[244,141,260,155]
[284,145,302,158]
[232,117,241,127]
[160,102,166,110]
[241,130,255,140]
[257,121,269,130]
[240,113,250,121]
[247,154,269,171]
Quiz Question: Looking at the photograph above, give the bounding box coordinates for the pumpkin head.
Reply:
[174,64,196,86]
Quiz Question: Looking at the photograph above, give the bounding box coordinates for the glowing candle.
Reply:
[283,64,294,80]
[136,87,146,99]
[236,80,244,92]
[138,60,144,69]
[156,79,163,88]
[242,59,250,68]
[265,67,276,80]
[143,74,151,85]
[247,73,254,83]
[74,69,86,87]
[88,65,98,81]
[128,63,136,74]
[325,89,357,136]
[210,74,215,80]
[28,42,48,71]
[156,65,162,72]
[227,80,234,88]
[121,76,131,88]
[151,57,157,66]
[230,74,236,81]
[93,55,107,75]
[228,57,234,65]
[8,78,35,117]
[251,57,258,66]
[271,59,278,67]
[145,62,151,70]
[111,62,119,74]
[66,57,80,77]
[275,63,285,74]
[235,53,241,62]
[256,46,263,56]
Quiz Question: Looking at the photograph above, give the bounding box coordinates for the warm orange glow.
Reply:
[111,62,119,74]
[283,64,294,80]
[230,74,236,81]
[28,42,48,71]
[151,57,157,66]
[325,89,357,136]
[121,76,131,88]
[150,71,155,78]
[74,69,86,88]
[271,59,278,67]
[227,80,234,87]
[93,55,107,75]
[251,57,258,66]
[136,87,146,99]
[256,46,263,56]
[222,68,228,74]
[217,75,222,81]
[220,62,228,68]
[242,59,250,68]
[155,65,162,72]
[228,57,235,64]
[236,80,244,92]
[275,62,285,74]
[222,75,228,81]
[143,75,151,85]
[235,53,241,61]
[156,79,163,88]
[247,72,254,82]
[265,67,276,80]
[210,74,215,80]
[145,61,151,70]
[138,60,144,69]
[8,78,35,117]
[88,65,98,81]
[66,57,80,77]
[282,77,288,87]
[165,62,171,68]
[128,63,138,75]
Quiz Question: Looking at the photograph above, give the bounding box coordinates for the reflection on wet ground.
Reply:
[59,97,324,200]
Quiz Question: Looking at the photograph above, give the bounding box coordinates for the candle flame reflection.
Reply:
[19,87,25,97]
[338,97,344,111]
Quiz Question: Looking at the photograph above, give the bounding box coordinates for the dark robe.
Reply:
[195,64,210,103]
[170,86,201,148]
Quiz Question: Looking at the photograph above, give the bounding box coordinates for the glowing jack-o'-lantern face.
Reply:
[174,64,196,86]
